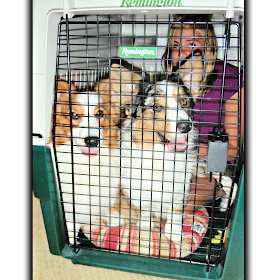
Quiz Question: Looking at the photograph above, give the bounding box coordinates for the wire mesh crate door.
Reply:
[52,14,243,268]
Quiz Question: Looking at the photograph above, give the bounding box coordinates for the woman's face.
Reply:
[170,27,205,67]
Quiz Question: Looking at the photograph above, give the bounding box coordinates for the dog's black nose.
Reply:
[177,121,192,133]
[84,136,100,148]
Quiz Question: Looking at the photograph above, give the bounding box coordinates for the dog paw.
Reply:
[219,197,229,212]
[66,222,81,245]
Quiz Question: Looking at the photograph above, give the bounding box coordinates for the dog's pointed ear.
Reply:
[55,79,77,101]
[110,64,142,106]
[50,79,76,145]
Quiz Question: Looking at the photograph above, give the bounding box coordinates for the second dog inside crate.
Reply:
[52,14,241,266]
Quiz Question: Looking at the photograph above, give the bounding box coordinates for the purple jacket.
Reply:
[192,60,244,143]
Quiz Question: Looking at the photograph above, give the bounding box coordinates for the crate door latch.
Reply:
[207,128,228,173]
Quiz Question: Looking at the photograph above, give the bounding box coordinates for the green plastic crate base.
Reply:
[33,145,244,280]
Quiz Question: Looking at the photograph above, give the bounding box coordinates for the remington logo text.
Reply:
[120,47,157,58]
[121,0,183,7]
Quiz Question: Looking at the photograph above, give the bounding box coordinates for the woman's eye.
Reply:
[95,110,104,118]
[71,112,79,120]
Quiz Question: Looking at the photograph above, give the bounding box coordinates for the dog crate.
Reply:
[33,1,244,279]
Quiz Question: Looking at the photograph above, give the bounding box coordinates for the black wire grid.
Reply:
[52,14,242,269]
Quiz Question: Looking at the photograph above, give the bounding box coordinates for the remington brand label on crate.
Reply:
[121,0,183,7]
[120,46,157,58]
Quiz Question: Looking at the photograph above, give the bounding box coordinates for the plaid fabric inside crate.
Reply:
[81,207,209,259]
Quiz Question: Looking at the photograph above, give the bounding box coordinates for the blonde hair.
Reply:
[162,15,218,89]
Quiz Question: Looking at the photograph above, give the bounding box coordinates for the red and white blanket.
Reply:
[81,207,208,259]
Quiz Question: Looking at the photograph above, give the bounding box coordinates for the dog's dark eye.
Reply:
[95,110,104,118]
[180,98,188,107]
[71,112,79,120]
[152,103,162,113]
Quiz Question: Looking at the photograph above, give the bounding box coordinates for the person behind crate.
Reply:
[162,14,244,158]
[161,14,244,214]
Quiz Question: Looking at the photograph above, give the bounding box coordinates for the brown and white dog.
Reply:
[49,79,122,245]
[111,65,197,242]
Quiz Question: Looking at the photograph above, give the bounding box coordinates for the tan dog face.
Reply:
[108,65,196,151]
[50,80,120,151]
[123,81,196,152]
